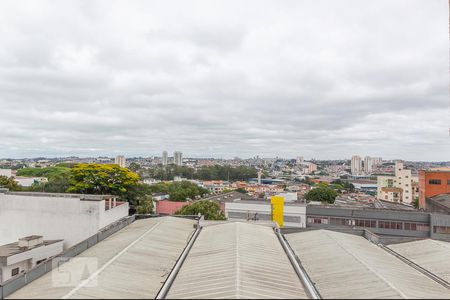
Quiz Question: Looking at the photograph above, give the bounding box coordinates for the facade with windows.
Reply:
[418,168,450,209]
[0,235,63,283]
[305,205,447,239]
[377,161,418,204]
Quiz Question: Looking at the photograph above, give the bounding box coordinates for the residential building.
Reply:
[308,162,317,174]
[418,168,450,209]
[377,161,417,204]
[162,151,168,166]
[296,156,304,165]
[351,155,362,175]
[0,235,63,282]
[114,155,126,168]
[0,169,12,178]
[0,192,128,249]
[363,156,372,174]
[174,151,183,166]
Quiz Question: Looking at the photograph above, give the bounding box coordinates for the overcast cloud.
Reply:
[0,0,448,160]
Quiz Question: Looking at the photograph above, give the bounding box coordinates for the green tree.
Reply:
[168,181,209,201]
[128,162,141,172]
[235,188,247,194]
[175,200,225,220]
[68,164,140,196]
[331,179,355,192]
[28,174,70,193]
[135,194,154,214]
[0,176,21,191]
[304,187,338,204]
[16,166,71,181]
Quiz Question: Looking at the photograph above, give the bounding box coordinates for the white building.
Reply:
[296,156,304,165]
[114,155,126,168]
[351,155,362,175]
[14,177,48,187]
[276,192,298,202]
[363,156,373,174]
[0,192,129,249]
[0,235,63,282]
[0,169,12,178]
[162,151,168,166]
[174,151,183,166]
[377,161,417,204]
[225,201,306,228]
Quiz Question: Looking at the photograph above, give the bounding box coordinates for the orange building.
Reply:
[418,168,450,209]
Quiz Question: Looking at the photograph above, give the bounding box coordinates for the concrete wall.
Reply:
[0,194,128,249]
[0,216,135,299]
[430,214,450,241]
[306,206,431,238]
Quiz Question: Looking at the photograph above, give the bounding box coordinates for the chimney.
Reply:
[18,235,44,249]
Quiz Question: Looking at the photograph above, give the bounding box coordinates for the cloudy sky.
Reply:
[0,0,448,160]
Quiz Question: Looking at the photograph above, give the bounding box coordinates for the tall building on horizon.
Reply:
[162,151,168,166]
[351,155,362,175]
[174,151,183,166]
[364,156,373,174]
[114,155,126,168]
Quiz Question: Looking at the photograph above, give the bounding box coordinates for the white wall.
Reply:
[0,194,127,249]
[0,260,29,282]
[99,202,129,229]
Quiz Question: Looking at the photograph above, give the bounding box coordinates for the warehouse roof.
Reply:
[389,239,450,282]
[286,230,450,299]
[166,222,307,299]
[7,217,197,299]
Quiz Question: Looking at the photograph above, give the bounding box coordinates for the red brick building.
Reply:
[418,168,450,209]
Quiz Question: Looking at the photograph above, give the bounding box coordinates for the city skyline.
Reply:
[0,0,448,161]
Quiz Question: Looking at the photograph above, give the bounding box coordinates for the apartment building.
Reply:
[377,161,418,204]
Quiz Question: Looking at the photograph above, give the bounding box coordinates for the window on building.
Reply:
[447,180,450,185]
[11,267,19,276]
[429,179,441,185]
[404,223,417,231]
[433,226,450,234]
[417,224,430,232]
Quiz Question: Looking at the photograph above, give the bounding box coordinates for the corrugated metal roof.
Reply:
[388,239,450,282]
[166,222,307,299]
[8,217,196,299]
[286,230,450,299]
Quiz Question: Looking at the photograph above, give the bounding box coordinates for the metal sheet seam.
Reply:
[380,244,450,289]
[155,224,202,299]
[61,219,164,299]
[274,228,321,299]
[321,231,407,299]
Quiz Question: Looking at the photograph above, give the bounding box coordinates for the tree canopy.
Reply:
[175,200,225,220]
[304,187,338,204]
[141,165,257,181]
[146,181,209,201]
[67,164,140,196]
[0,175,20,191]
[16,166,71,181]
